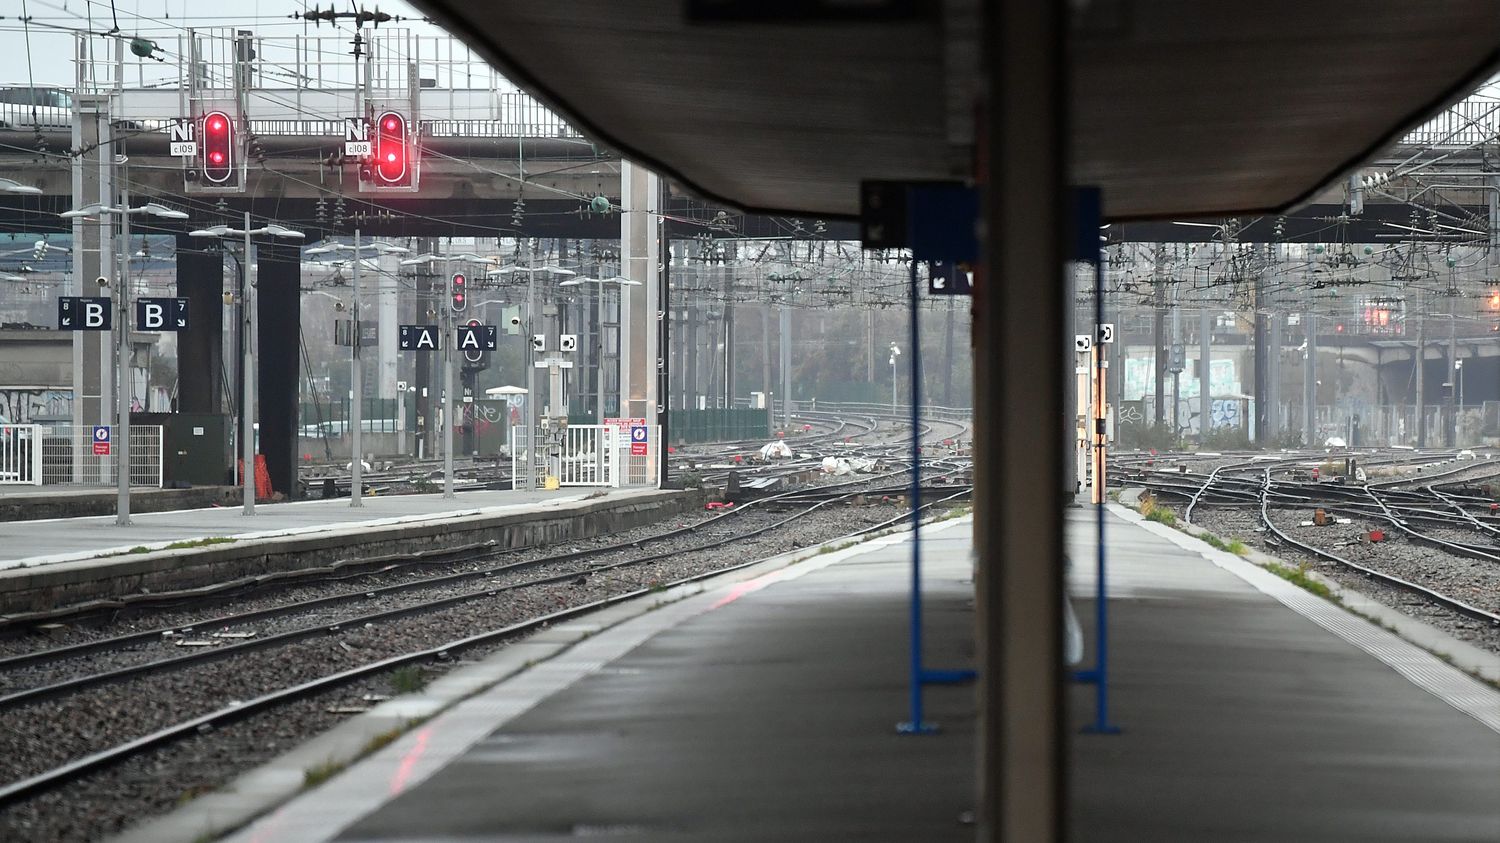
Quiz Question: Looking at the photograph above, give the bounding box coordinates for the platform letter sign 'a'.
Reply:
[398,324,440,351]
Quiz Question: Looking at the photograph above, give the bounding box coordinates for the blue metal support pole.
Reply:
[898,259,975,736]
[1070,206,1121,734]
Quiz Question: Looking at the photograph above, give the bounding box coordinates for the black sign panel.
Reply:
[398,324,440,351]
[58,296,112,330]
[928,260,972,296]
[455,324,498,351]
[136,297,190,331]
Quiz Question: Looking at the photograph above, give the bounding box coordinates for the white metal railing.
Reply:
[0,425,44,485]
[557,425,616,487]
[39,425,163,487]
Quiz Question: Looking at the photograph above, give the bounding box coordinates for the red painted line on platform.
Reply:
[389,727,433,796]
[710,572,785,609]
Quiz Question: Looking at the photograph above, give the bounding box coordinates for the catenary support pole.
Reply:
[443,256,455,499]
[1199,307,1212,439]
[115,176,132,525]
[351,228,363,507]
[243,213,256,516]
[1304,312,1316,444]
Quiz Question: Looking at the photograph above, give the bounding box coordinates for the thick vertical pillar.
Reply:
[620,161,660,426]
[257,242,301,498]
[779,304,791,428]
[377,252,400,401]
[72,92,113,429]
[176,237,225,413]
[979,0,1065,840]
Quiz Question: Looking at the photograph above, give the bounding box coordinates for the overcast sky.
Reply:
[0,1,457,86]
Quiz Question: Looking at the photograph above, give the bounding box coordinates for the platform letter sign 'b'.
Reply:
[58,297,112,331]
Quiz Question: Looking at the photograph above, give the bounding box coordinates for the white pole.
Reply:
[442,256,455,498]
[524,241,536,490]
[243,213,256,515]
[351,229,363,507]
[115,191,131,525]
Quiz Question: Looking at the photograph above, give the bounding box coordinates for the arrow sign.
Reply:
[928,260,973,296]
[455,324,498,351]
[58,297,112,331]
[136,297,190,331]
[398,324,440,351]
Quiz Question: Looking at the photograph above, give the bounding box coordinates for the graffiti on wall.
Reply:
[1123,357,1240,400]
[0,388,72,423]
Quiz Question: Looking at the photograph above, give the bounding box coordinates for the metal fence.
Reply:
[511,424,660,488]
[557,425,617,487]
[0,425,44,485]
[39,426,163,487]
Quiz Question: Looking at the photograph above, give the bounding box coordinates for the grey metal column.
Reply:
[442,256,455,499]
[1199,307,1212,439]
[778,302,791,429]
[72,91,112,438]
[761,302,772,434]
[242,221,256,516]
[1304,312,1316,444]
[1267,310,1282,440]
[115,180,132,525]
[351,228,363,507]
[1415,295,1426,447]
[1447,310,1458,447]
[979,0,1065,838]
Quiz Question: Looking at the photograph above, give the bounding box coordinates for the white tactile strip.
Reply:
[1107,504,1500,736]
[218,519,967,843]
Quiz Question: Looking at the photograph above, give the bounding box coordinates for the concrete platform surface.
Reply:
[207,507,1498,843]
[0,488,639,569]
[1067,506,1500,843]
[219,520,978,843]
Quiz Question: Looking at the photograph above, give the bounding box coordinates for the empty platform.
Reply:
[196,506,1497,842]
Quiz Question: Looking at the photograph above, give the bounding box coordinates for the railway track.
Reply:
[0,468,970,826]
[1119,452,1500,650]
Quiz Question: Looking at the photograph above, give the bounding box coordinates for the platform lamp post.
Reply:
[559,274,639,422]
[190,217,305,516]
[61,199,189,527]
[889,342,901,414]
[1455,358,1465,446]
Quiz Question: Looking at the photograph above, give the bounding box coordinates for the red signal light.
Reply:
[373,110,409,185]
[450,272,467,313]
[201,110,234,184]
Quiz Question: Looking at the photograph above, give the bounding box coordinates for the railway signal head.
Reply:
[200,110,236,186]
[367,110,414,188]
[450,272,467,313]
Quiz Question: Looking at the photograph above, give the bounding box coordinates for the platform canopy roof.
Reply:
[414,1,1500,221]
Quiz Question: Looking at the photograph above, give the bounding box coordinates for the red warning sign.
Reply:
[631,442,647,456]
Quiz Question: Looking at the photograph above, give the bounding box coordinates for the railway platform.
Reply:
[0,487,695,614]
[142,504,1499,842]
